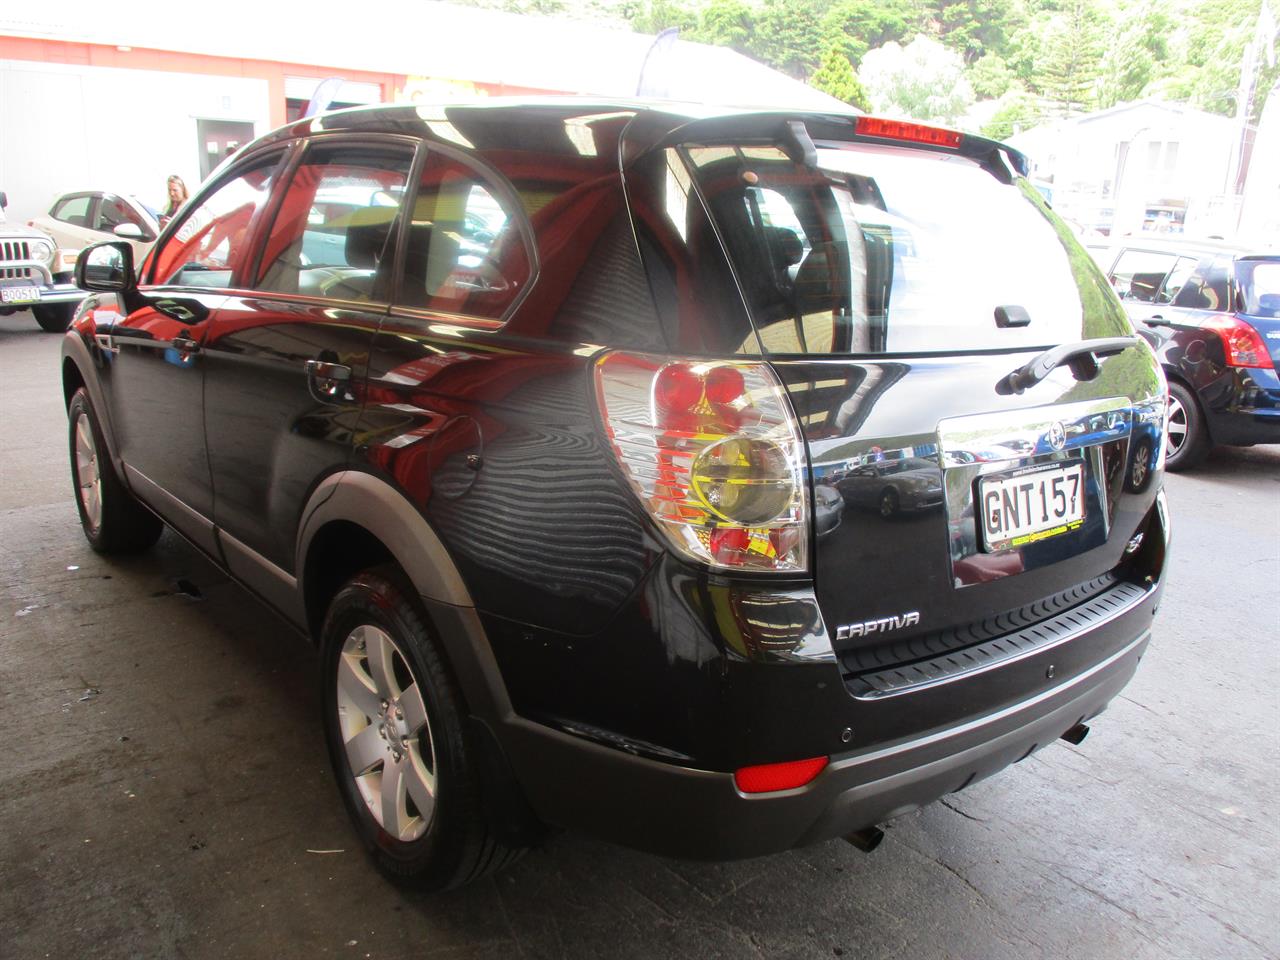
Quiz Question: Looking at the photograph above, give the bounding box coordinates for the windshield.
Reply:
[1237,258,1280,317]
[683,141,1129,355]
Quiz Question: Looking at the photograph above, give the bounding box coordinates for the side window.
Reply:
[150,155,279,288]
[1172,256,1231,311]
[1110,249,1179,303]
[95,196,144,233]
[398,152,528,319]
[53,195,92,227]
[1156,257,1198,305]
[255,143,413,303]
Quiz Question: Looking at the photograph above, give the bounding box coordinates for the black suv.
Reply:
[63,101,1170,890]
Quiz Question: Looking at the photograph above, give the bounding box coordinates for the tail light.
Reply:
[1203,315,1273,368]
[595,352,809,573]
[856,116,963,149]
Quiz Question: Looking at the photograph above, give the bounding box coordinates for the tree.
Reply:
[749,0,829,79]
[819,0,920,65]
[690,0,757,54]
[1037,0,1107,115]
[969,52,1015,99]
[981,89,1044,139]
[1096,0,1173,108]
[860,35,975,124]
[631,0,697,35]
[919,0,1028,63]
[810,42,873,109]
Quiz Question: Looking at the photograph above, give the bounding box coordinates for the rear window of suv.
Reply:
[683,141,1127,355]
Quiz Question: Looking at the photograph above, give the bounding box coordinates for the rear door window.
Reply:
[1110,249,1179,304]
[396,151,528,320]
[682,141,1121,355]
[254,142,413,303]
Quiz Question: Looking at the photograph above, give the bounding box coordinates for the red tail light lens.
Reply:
[595,352,809,573]
[734,756,828,793]
[1203,315,1273,368]
[856,116,963,149]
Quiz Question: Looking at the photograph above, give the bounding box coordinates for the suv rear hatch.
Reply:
[629,116,1166,688]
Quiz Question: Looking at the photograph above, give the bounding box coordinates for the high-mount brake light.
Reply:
[856,116,963,149]
[595,353,810,573]
[1203,315,1273,369]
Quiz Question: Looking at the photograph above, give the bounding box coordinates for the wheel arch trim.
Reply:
[297,470,474,611]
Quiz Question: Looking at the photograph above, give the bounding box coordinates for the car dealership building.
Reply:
[0,0,841,224]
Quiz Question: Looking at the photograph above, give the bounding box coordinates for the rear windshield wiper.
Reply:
[996,336,1139,395]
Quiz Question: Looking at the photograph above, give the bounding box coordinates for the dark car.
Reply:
[62,102,1170,891]
[1092,237,1279,469]
[837,456,944,517]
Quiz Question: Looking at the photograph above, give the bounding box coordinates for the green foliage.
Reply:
[631,0,697,34]
[1036,0,1107,115]
[969,52,1014,99]
[819,0,919,65]
[860,34,975,123]
[981,88,1043,139]
[811,42,872,108]
[1096,0,1173,109]
[689,0,756,52]
[750,0,829,78]
[919,0,1028,63]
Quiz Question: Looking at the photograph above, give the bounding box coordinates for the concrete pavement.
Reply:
[2,310,1277,959]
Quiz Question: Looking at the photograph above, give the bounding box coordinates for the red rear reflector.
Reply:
[1203,315,1274,369]
[734,756,829,794]
[856,116,963,149]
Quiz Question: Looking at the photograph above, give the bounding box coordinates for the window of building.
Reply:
[255,143,413,303]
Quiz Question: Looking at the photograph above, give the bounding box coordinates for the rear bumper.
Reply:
[496,582,1158,860]
[1206,403,1280,447]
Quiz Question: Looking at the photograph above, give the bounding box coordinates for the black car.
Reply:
[1091,237,1280,469]
[62,101,1170,890]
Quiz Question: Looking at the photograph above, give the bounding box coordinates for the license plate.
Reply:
[979,462,1085,552]
[1,285,41,304]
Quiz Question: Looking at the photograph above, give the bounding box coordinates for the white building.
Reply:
[0,0,845,225]
[1009,100,1249,239]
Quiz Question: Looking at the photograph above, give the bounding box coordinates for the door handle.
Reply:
[306,359,353,401]
[1145,315,1170,327]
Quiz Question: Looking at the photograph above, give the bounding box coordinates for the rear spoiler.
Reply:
[621,111,1029,183]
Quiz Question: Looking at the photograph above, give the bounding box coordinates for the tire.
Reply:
[33,303,76,333]
[1164,381,1210,472]
[67,388,164,553]
[878,488,900,518]
[320,567,523,889]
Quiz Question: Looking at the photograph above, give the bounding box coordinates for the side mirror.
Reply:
[75,241,136,293]
[113,222,147,240]
[0,191,7,209]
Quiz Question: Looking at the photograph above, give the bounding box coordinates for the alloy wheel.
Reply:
[1166,393,1188,457]
[335,624,437,841]
[73,410,102,533]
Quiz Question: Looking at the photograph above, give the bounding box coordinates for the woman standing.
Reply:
[160,175,189,226]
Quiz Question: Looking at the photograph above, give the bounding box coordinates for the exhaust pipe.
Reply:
[844,825,884,853]
[1061,723,1090,745]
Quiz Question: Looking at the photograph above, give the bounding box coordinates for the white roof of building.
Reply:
[1,0,846,111]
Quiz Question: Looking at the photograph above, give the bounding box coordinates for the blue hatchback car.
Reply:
[1091,238,1280,469]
